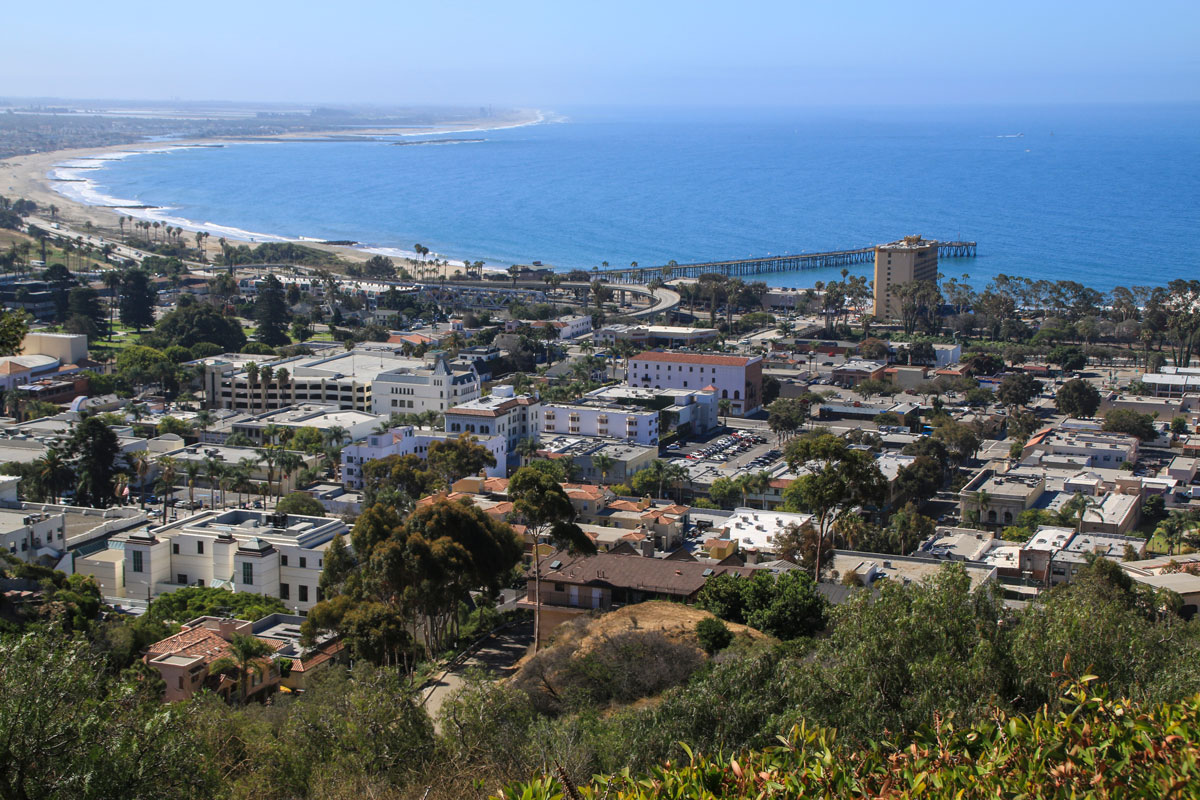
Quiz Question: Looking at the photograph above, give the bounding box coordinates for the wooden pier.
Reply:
[596,241,976,284]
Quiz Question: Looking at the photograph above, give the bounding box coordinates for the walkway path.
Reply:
[420,619,533,729]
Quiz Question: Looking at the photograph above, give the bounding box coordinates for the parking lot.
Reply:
[666,430,776,468]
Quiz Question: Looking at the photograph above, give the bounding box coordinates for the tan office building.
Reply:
[873,236,939,319]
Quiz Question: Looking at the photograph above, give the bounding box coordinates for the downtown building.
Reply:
[371,354,481,416]
[626,351,763,416]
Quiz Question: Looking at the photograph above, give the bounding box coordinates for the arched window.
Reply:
[987,509,997,523]
[722,389,729,398]
[734,390,740,400]
[1003,511,1013,524]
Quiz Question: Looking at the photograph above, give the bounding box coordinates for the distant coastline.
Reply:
[0,109,546,267]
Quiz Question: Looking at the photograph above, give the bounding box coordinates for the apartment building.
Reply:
[341,425,506,489]
[540,402,660,445]
[627,351,763,416]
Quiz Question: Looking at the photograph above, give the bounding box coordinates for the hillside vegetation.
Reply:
[498,680,1200,799]
[509,602,769,715]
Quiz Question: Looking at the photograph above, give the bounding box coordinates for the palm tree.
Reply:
[205,458,225,509]
[975,489,992,528]
[1160,512,1188,556]
[104,271,122,340]
[33,448,73,504]
[235,459,257,507]
[276,451,303,499]
[259,366,274,412]
[245,362,260,410]
[207,633,276,705]
[157,457,178,523]
[130,451,151,509]
[273,367,290,407]
[744,470,771,509]
[194,410,214,441]
[663,460,689,503]
[718,398,732,425]
[184,461,202,509]
[515,437,541,466]
[261,423,285,448]
[592,453,614,485]
[257,449,279,501]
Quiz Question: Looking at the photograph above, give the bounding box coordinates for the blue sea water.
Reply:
[67,105,1200,292]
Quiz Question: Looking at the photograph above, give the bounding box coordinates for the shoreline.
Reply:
[0,110,548,270]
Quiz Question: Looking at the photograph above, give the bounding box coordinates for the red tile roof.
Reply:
[145,626,285,665]
[631,352,757,367]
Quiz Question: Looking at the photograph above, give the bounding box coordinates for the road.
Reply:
[420,618,533,729]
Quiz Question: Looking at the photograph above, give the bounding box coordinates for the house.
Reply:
[205,403,384,446]
[144,616,286,703]
[1121,554,1200,619]
[532,435,658,485]
[916,527,996,562]
[883,365,929,390]
[143,612,345,702]
[1014,525,1147,586]
[627,352,763,416]
[593,324,720,348]
[0,501,67,564]
[826,550,997,591]
[524,549,758,631]
[959,468,1047,527]
[1022,426,1139,467]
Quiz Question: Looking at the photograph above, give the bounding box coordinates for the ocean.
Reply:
[51,104,1200,292]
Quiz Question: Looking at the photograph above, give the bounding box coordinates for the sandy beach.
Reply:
[0,110,543,271]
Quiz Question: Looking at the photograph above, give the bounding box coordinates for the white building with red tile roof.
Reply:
[627,351,763,416]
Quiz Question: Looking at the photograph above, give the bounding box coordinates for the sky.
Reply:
[2,0,1197,108]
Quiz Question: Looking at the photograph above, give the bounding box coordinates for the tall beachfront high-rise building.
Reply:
[873,236,939,319]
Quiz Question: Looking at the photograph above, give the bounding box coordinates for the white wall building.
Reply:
[627,352,764,416]
[209,404,384,446]
[341,426,506,489]
[76,509,347,612]
[584,385,719,435]
[0,506,66,563]
[371,356,481,416]
[204,346,425,413]
[540,402,660,445]
[444,386,541,459]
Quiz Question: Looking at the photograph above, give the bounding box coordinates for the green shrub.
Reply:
[695,617,732,654]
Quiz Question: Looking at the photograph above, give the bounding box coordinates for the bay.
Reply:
[78,104,1200,292]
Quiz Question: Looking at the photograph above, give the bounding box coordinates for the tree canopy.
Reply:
[1055,377,1101,417]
